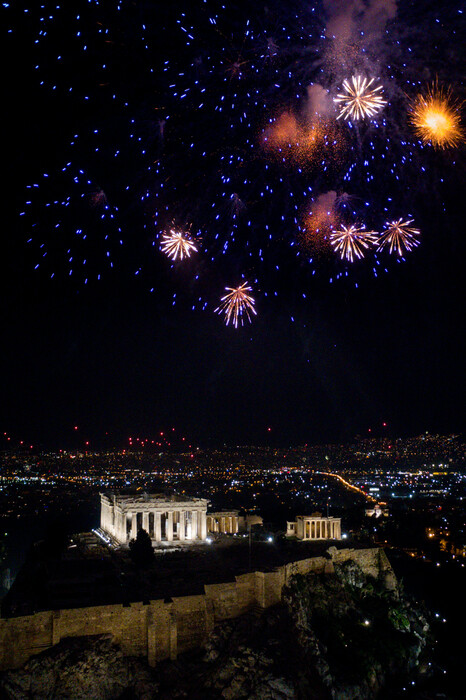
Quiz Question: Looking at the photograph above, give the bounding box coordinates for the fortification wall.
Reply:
[0,547,394,671]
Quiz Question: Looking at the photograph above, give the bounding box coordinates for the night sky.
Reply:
[1,0,465,448]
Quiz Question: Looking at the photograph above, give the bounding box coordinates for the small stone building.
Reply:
[286,513,341,540]
[206,511,263,535]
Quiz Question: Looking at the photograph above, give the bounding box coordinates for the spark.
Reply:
[330,224,377,262]
[376,219,420,255]
[409,82,464,149]
[215,282,257,327]
[334,76,386,121]
[160,229,198,261]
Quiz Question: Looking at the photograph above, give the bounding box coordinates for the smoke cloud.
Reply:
[323,0,397,44]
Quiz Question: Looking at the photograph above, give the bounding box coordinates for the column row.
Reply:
[306,519,340,540]
[125,509,207,543]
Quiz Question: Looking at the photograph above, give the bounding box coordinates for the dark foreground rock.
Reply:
[0,563,430,699]
[0,635,158,699]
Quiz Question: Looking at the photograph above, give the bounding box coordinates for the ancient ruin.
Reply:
[286,513,342,540]
[99,493,209,545]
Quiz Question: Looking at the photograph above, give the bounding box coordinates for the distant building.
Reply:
[206,511,263,535]
[365,504,389,518]
[99,492,209,546]
[286,513,341,540]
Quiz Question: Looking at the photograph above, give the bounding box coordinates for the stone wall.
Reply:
[0,548,395,671]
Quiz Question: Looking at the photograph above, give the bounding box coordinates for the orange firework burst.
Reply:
[409,82,464,149]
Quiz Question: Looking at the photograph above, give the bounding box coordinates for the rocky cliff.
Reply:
[0,556,430,699]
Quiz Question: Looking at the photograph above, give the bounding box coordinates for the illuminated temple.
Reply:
[99,492,209,545]
[286,513,342,541]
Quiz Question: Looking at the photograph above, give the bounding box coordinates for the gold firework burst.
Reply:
[330,224,377,262]
[376,219,421,256]
[215,282,257,327]
[160,229,198,261]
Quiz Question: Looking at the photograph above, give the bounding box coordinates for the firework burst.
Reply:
[334,76,387,121]
[160,230,198,261]
[408,82,464,149]
[330,225,378,262]
[215,282,257,327]
[376,219,420,256]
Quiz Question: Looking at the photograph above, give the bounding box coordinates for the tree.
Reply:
[129,529,154,568]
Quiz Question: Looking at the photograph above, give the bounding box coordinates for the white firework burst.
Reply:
[330,224,378,262]
[334,76,387,121]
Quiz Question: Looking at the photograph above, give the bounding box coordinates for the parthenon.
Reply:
[99,493,209,545]
[286,513,342,541]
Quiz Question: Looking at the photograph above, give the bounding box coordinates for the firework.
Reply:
[215,282,257,327]
[376,219,420,255]
[334,76,386,121]
[330,225,378,262]
[408,83,464,148]
[160,230,198,261]
[14,0,462,299]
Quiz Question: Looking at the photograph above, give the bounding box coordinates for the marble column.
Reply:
[155,512,162,542]
[167,511,174,542]
[142,512,149,534]
[119,512,126,543]
[200,511,207,540]
[131,512,137,540]
[179,511,186,541]
[192,511,198,539]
